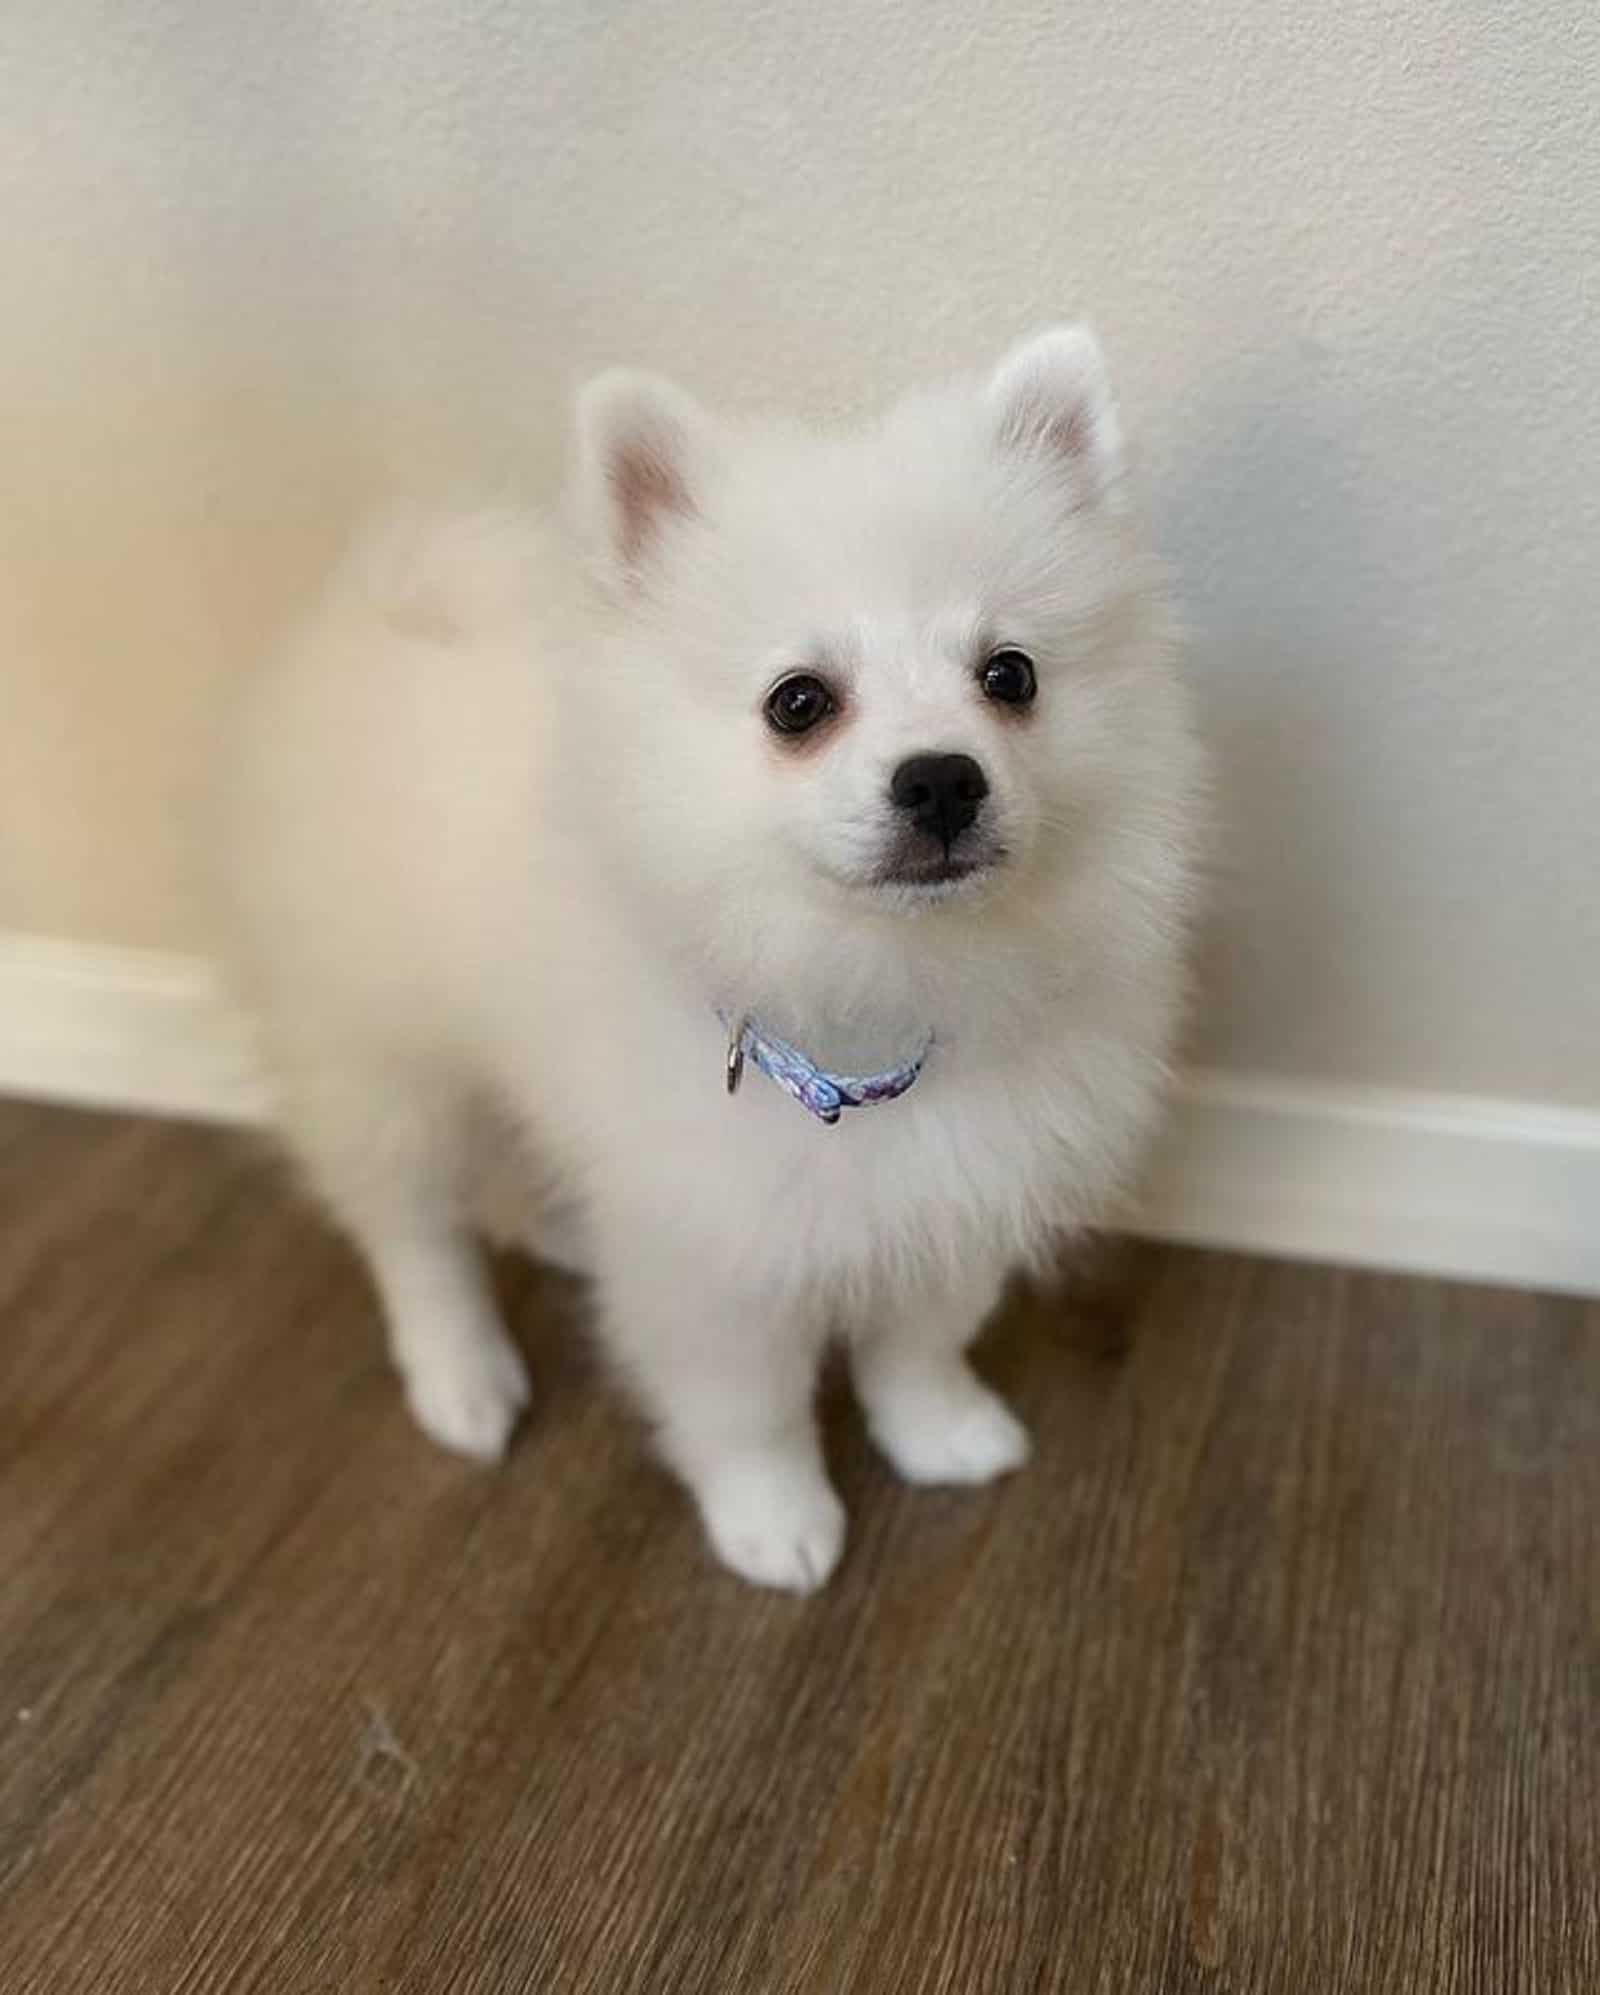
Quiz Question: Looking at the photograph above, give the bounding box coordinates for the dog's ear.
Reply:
[573,369,716,591]
[986,325,1124,498]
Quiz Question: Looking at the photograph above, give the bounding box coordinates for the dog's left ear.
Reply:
[573,369,718,593]
[986,325,1124,499]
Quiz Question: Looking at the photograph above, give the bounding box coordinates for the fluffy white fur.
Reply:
[214,327,1206,1592]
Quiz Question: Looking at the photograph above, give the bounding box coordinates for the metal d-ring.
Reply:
[725,1014,749,1095]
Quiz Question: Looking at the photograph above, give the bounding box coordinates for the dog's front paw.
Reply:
[697,1454,847,1593]
[401,1330,532,1462]
[862,1358,1031,1486]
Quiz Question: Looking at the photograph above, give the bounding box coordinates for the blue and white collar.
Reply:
[721,1013,931,1127]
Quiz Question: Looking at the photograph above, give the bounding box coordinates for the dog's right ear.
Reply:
[985,325,1125,503]
[572,369,717,593]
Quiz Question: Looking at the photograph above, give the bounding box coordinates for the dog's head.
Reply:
[570,328,1173,933]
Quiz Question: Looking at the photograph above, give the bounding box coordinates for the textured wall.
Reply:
[3,2,1598,1103]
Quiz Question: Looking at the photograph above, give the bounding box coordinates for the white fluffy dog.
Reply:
[215,326,1206,1591]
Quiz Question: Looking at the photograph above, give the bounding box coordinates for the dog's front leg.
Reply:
[596,1228,842,1593]
[850,1261,1031,1487]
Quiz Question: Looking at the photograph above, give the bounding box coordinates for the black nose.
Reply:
[889,752,989,844]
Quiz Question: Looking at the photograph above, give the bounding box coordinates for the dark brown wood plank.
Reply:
[0,1099,1595,1993]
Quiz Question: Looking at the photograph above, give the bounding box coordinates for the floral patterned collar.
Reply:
[721,1013,931,1127]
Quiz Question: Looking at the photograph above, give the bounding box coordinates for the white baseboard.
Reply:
[1,934,1596,1299]
[1139,1071,1600,1299]
[0,935,266,1125]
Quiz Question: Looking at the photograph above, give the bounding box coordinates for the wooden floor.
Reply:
[1,1100,1597,1993]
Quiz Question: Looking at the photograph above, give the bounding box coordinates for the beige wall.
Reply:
[4,2,1598,1105]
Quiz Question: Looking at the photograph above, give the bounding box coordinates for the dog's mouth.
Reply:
[871,842,1007,900]
[822,817,1014,907]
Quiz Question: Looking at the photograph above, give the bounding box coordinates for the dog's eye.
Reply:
[765,673,835,737]
[980,648,1037,707]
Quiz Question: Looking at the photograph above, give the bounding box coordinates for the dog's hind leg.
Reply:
[271,1042,532,1460]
